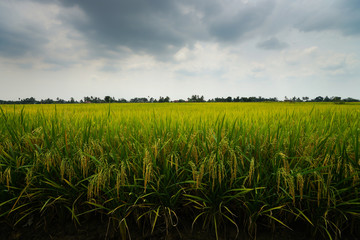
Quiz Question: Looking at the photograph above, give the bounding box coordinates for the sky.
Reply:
[1,0,360,101]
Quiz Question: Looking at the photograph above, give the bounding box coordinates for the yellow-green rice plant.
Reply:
[189,161,205,189]
[296,173,305,200]
[3,167,11,190]
[143,149,153,191]
[0,102,360,239]
[247,157,255,186]
[229,149,237,186]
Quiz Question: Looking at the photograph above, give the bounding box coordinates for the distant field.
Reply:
[1,103,359,239]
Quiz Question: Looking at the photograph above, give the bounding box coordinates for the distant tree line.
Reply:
[283,96,359,103]
[0,95,359,104]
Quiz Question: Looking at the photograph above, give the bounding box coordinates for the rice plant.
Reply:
[0,102,359,239]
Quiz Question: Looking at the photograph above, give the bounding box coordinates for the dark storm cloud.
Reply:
[208,1,275,42]
[57,0,206,59]
[295,0,360,35]
[55,0,277,59]
[0,29,44,57]
[257,37,288,50]
[0,6,48,58]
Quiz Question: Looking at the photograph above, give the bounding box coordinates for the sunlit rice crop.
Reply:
[0,102,359,239]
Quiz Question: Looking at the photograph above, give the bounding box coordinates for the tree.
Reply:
[20,97,36,104]
[117,98,127,103]
[158,96,170,103]
[314,96,324,102]
[104,96,112,103]
[302,97,309,102]
[188,95,205,102]
[130,97,148,103]
[41,98,54,104]
[331,96,341,102]
[343,97,359,102]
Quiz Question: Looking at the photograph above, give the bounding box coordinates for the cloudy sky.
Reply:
[1,0,359,101]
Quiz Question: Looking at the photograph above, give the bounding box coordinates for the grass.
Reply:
[0,102,359,239]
